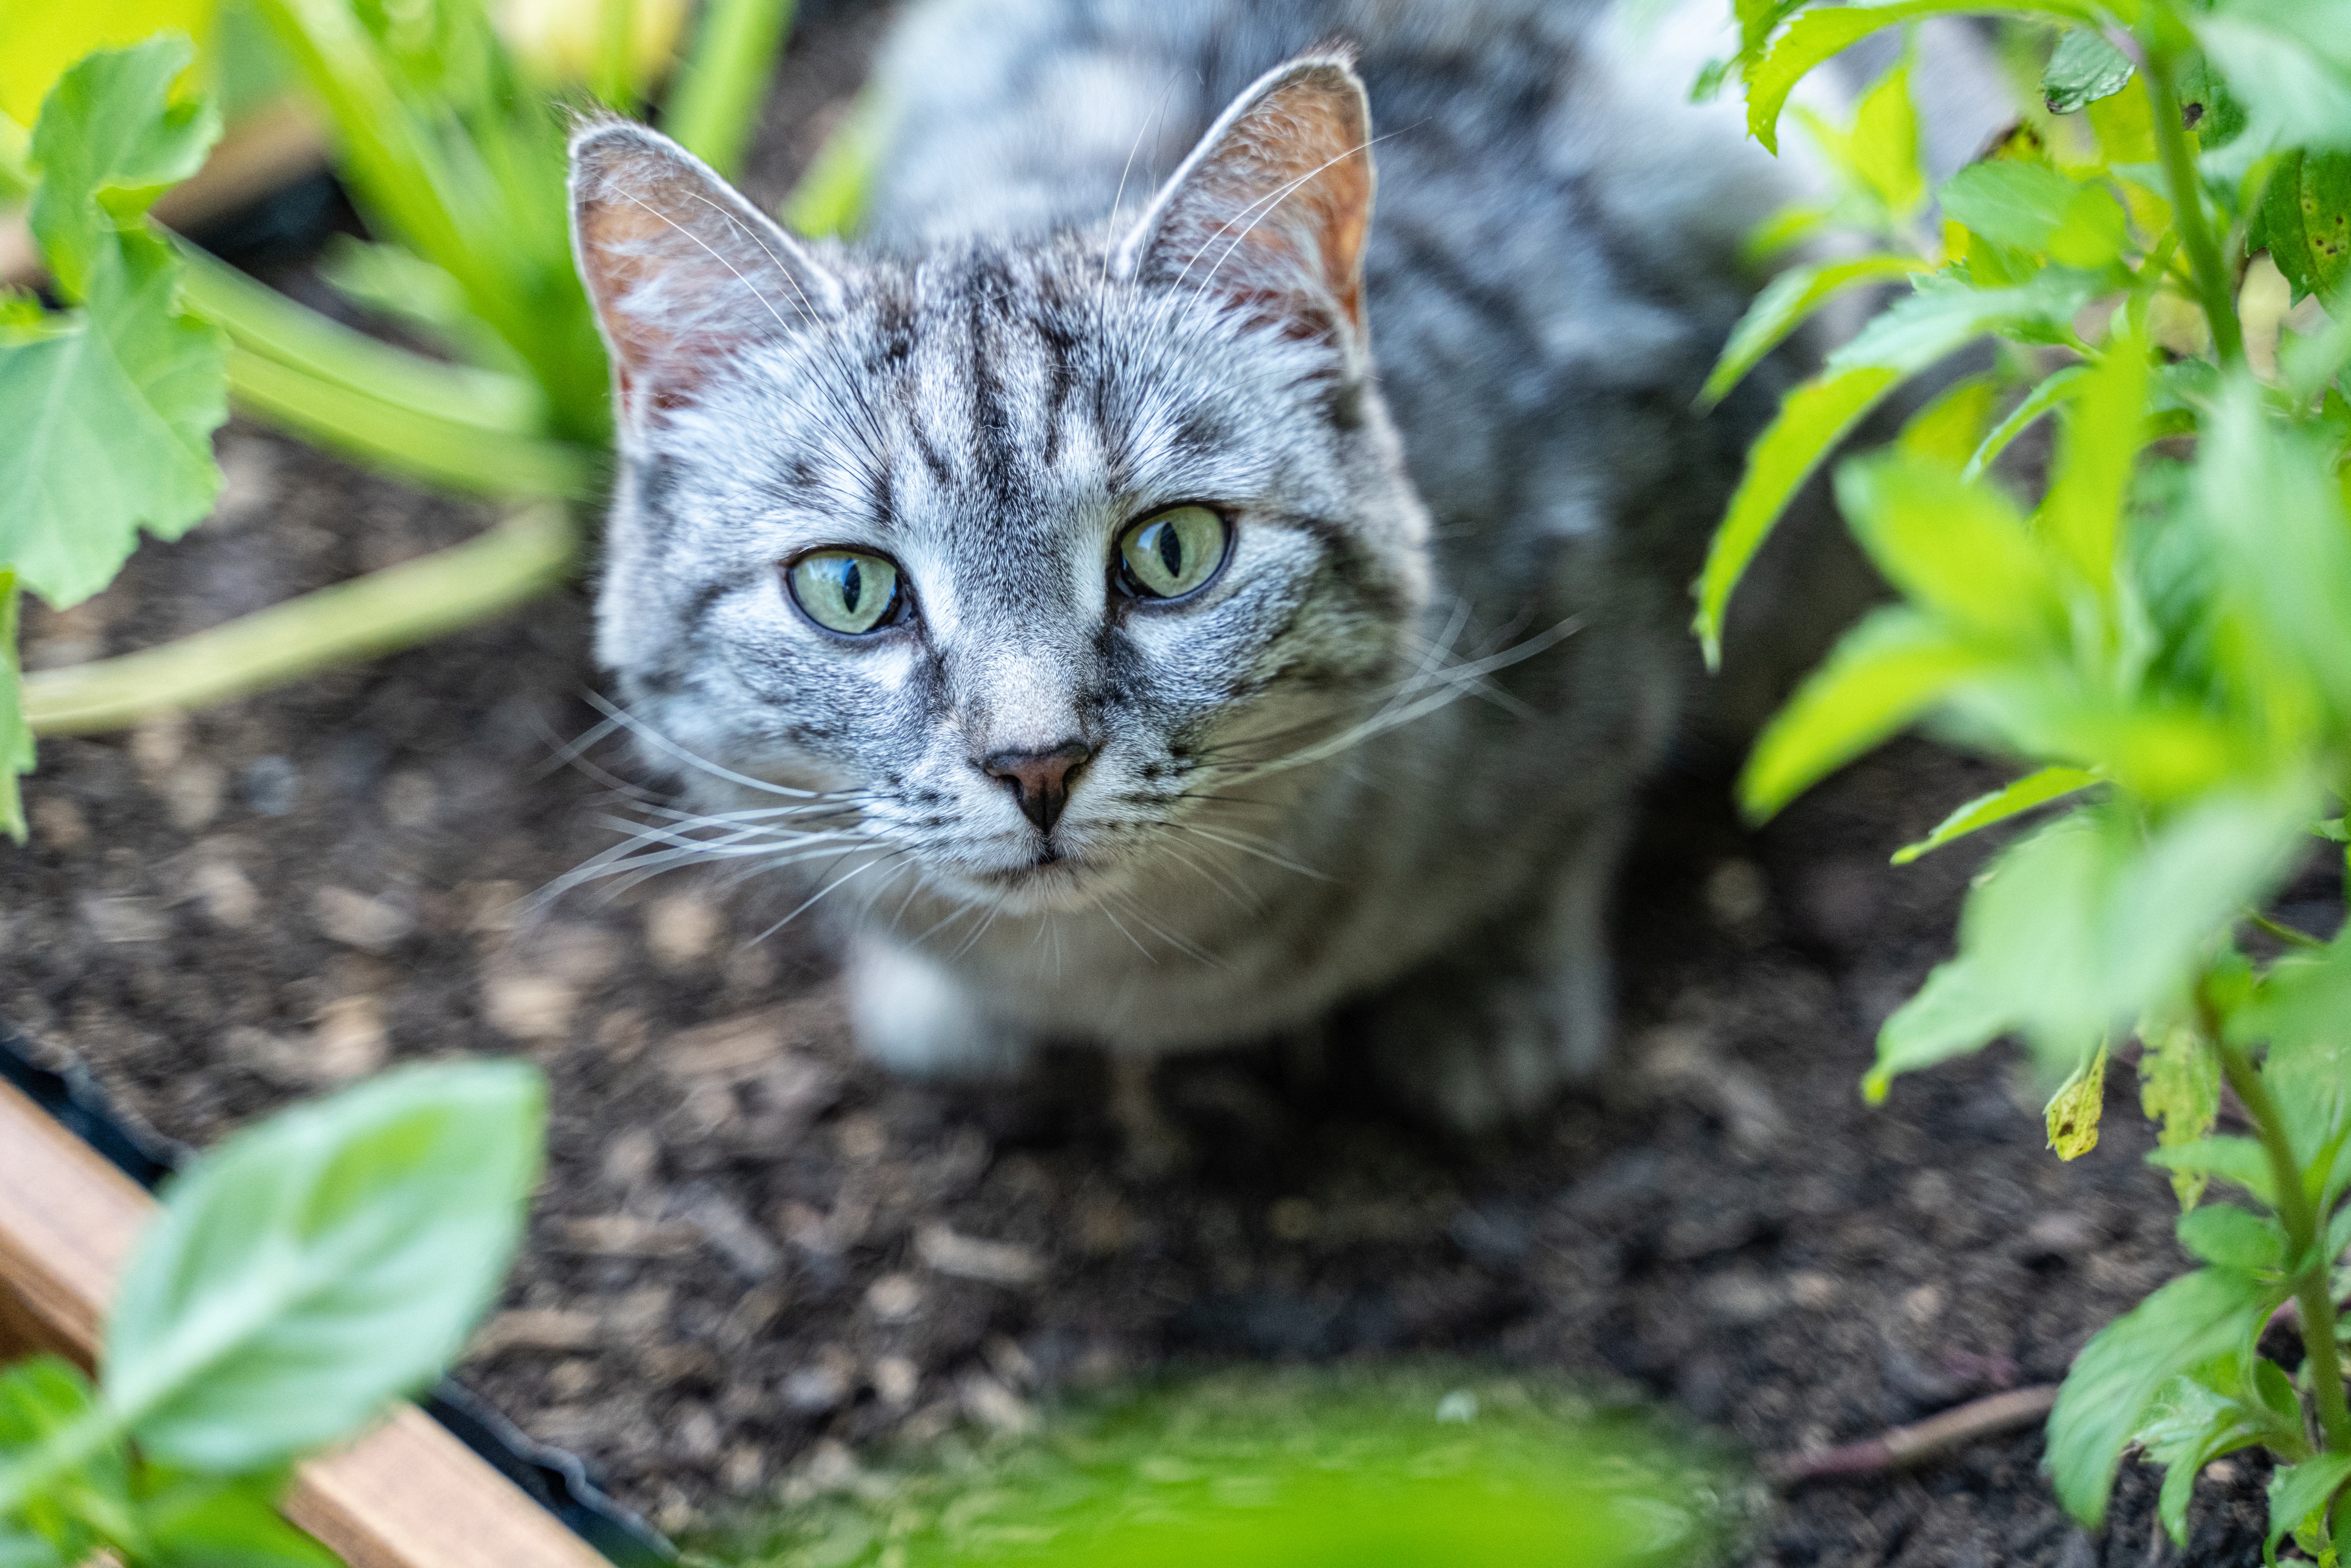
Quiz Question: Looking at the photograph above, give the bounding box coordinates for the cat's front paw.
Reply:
[845,936,1037,1080]
[1365,956,1612,1134]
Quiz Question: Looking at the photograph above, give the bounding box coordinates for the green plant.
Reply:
[0,0,808,842]
[0,1059,545,1567]
[1703,0,2351,1554]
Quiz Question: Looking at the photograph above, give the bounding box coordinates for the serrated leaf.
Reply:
[1894,766,2100,865]
[1738,607,1992,819]
[2045,1043,2107,1158]
[2048,1266,2286,1529]
[1695,363,1904,666]
[0,234,226,607]
[2138,1017,2221,1208]
[1829,273,2099,376]
[2146,1137,2277,1208]
[2266,1453,2351,1556]
[1866,954,2013,1101]
[0,570,27,845]
[2174,1205,2285,1271]
[2257,150,2351,305]
[1835,451,2066,647]
[1700,253,1926,410]
[25,36,220,304]
[2043,29,2134,115]
[103,1061,545,1471]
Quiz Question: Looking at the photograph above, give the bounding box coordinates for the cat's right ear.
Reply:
[570,121,842,416]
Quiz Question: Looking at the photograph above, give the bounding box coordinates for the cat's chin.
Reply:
[949,850,1118,915]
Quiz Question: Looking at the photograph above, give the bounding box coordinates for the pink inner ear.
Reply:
[1130,59,1375,333]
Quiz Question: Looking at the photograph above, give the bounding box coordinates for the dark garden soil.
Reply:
[0,8,2317,1566]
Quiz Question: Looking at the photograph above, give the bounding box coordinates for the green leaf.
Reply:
[102,1061,545,1472]
[1737,607,1991,819]
[1794,52,1927,227]
[2256,150,2351,305]
[662,0,795,182]
[2175,1205,2285,1271]
[2048,1265,2286,1529]
[1835,451,2067,646]
[2196,1,2351,154]
[2147,1137,2278,1208]
[2132,1373,2262,1545]
[1699,254,1927,411]
[2176,54,2249,150]
[1744,1,2101,155]
[2266,1453,2351,1557]
[1896,374,2000,467]
[1694,364,1904,667]
[1,569,28,845]
[0,234,227,607]
[24,36,219,304]
[2138,1017,2221,1208]
[2044,1041,2108,1158]
[1965,364,2089,480]
[1829,273,2099,377]
[1940,160,2082,253]
[136,1473,337,1568]
[1866,955,2014,1101]
[1893,766,2100,865]
[2039,329,2151,592]
[0,1357,124,1565]
[2042,28,2134,115]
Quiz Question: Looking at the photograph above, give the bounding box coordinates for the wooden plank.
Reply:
[0,1077,609,1568]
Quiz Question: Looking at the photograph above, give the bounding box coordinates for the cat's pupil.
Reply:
[1156,524,1182,577]
[840,559,862,614]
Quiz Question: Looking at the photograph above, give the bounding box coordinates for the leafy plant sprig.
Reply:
[0,1061,545,1568]
[1705,0,2351,1553]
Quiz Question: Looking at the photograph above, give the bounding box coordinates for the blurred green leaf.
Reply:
[136,1473,337,1568]
[1738,607,1990,817]
[1965,363,2088,480]
[2042,28,2133,115]
[1865,954,2011,1100]
[1699,254,1926,411]
[2138,1017,2221,1208]
[2133,1373,2263,1545]
[1896,373,1998,466]
[2148,1136,2278,1208]
[1794,54,1925,228]
[2266,1453,2351,1557]
[2196,0,2351,154]
[2256,150,2351,304]
[2175,1205,2286,1271]
[2044,1041,2108,1158]
[1830,272,2098,374]
[2048,1265,2286,1529]
[0,1358,123,1564]
[103,1061,545,1472]
[2038,328,2150,594]
[1837,451,2066,646]
[663,0,793,182]
[1893,765,2099,865]
[1940,160,2080,253]
[1694,364,1903,666]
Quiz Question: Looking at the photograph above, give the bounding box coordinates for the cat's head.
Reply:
[570,55,1429,916]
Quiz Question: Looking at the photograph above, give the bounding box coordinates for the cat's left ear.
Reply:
[570,120,843,416]
[1114,52,1375,342]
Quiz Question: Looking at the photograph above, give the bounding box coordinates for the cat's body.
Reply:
[572,0,1823,1128]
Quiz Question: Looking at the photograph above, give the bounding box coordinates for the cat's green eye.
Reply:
[1117,505,1229,601]
[788,549,903,635]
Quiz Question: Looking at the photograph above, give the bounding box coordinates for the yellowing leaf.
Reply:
[2137,1018,2219,1208]
[1896,373,1998,467]
[2045,1041,2108,1158]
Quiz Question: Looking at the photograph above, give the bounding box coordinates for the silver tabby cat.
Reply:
[569,0,1823,1130]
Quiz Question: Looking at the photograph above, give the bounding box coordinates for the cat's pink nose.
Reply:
[981,741,1094,835]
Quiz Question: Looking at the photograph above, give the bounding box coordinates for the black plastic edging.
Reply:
[0,1018,675,1568]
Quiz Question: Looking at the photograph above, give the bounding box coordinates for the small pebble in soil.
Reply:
[240,755,301,816]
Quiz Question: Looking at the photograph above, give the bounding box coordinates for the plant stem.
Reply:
[2215,1036,2351,1452]
[2138,38,2243,366]
[21,505,577,736]
[664,0,795,180]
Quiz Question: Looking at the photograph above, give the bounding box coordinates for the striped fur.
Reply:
[572,0,1824,1128]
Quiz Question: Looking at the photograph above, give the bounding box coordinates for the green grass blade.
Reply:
[22,504,577,735]
[1891,765,2102,864]
[175,237,546,435]
[780,82,887,237]
[224,343,600,499]
[1693,362,1903,667]
[664,0,794,180]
